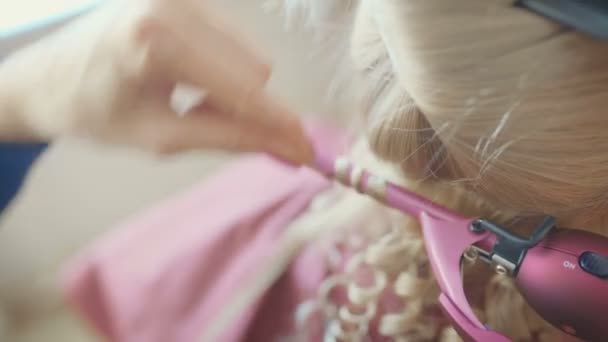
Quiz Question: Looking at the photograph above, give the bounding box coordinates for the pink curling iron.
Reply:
[310,152,608,342]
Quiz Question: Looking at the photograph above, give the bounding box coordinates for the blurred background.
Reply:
[0,1,344,340]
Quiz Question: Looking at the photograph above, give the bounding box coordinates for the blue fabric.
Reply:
[0,143,48,213]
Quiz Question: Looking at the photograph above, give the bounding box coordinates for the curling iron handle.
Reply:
[516,229,608,342]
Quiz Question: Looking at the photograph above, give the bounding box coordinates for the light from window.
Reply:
[0,0,100,32]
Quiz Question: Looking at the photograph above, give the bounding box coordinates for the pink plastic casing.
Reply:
[420,213,509,342]
[517,229,608,342]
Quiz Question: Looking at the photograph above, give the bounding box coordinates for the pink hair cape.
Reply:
[60,120,350,342]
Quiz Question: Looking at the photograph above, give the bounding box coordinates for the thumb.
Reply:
[130,107,314,164]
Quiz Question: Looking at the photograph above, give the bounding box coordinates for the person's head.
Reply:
[348,0,608,228]
[215,1,608,340]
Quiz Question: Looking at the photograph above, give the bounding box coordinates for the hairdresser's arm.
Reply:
[0,63,33,141]
[0,0,313,212]
[0,0,313,158]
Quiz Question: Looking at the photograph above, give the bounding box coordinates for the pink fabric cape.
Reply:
[61,122,349,342]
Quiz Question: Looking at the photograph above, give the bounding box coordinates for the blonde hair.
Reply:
[366,0,608,218]
[205,1,608,341]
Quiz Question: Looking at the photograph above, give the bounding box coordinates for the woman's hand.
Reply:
[0,0,313,164]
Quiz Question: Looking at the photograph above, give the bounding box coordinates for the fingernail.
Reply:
[257,92,300,130]
[299,135,316,163]
[282,134,315,166]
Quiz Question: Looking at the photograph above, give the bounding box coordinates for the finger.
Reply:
[168,81,303,141]
[193,2,272,78]
[144,5,270,106]
[150,0,270,75]
[152,27,263,113]
[130,107,314,165]
[140,3,298,136]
